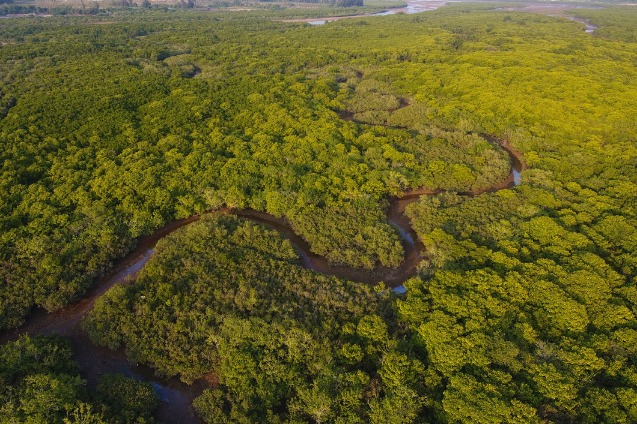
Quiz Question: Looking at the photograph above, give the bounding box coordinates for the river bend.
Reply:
[1,134,526,422]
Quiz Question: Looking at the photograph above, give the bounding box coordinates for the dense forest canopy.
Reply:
[0,6,517,329]
[1,3,637,423]
[0,335,158,422]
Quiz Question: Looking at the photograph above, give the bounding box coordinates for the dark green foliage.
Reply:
[0,335,78,385]
[0,335,157,424]
[95,374,158,424]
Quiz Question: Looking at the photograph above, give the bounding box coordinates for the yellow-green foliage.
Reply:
[1,5,637,423]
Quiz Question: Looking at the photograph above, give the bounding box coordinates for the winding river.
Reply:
[0,128,526,422]
[0,0,610,419]
[0,4,535,420]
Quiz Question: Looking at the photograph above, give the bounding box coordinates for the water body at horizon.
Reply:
[306,0,447,24]
[307,0,602,28]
